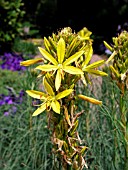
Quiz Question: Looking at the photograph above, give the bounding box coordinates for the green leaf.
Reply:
[51,100,60,114]
[43,77,54,96]
[63,51,84,66]
[20,58,43,66]
[56,89,73,100]
[57,38,65,63]
[26,90,46,99]
[35,65,57,71]
[32,103,47,116]
[63,66,84,74]
[55,69,62,91]
[38,47,58,65]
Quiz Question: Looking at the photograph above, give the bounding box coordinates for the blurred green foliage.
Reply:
[0,0,25,51]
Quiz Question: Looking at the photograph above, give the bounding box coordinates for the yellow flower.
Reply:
[35,38,84,91]
[26,77,73,116]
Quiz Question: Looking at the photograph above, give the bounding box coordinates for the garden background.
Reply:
[0,0,128,170]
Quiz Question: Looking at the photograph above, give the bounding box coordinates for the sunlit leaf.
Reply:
[55,69,62,91]
[35,64,57,71]
[43,77,54,96]
[78,94,102,105]
[63,66,84,74]
[51,100,60,114]
[26,90,46,99]
[56,89,73,100]
[32,103,47,116]
[57,38,65,63]
[38,47,58,65]
[20,58,43,66]
[63,51,84,66]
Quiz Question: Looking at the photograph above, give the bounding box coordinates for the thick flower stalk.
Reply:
[104,30,128,170]
[21,27,107,169]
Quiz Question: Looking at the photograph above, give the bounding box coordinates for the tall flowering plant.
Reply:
[21,27,107,169]
[104,30,128,170]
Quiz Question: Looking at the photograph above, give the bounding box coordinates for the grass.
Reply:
[0,64,127,170]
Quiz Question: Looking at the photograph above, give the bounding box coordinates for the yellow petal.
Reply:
[20,58,43,66]
[43,37,51,53]
[38,47,58,65]
[32,103,47,116]
[63,51,84,66]
[103,41,113,52]
[63,66,83,74]
[55,69,62,91]
[35,65,57,71]
[109,65,120,78]
[83,60,105,70]
[83,46,93,66]
[57,38,65,63]
[51,100,60,114]
[43,77,54,96]
[78,94,102,105]
[26,90,46,99]
[66,37,77,57]
[85,69,108,76]
[56,89,73,100]
[106,51,117,64]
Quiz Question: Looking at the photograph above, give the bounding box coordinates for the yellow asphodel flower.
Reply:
[26,77,73,116]
[35,37,84,91]
[78,94,102,105]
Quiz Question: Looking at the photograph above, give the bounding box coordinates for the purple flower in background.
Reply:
[0,52,27,71]
[0,88,26,116]
[4,111,10,116]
